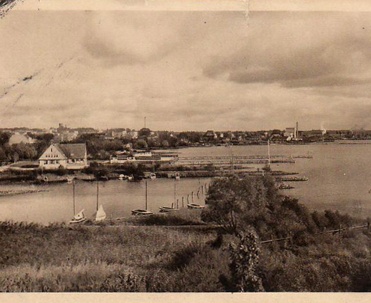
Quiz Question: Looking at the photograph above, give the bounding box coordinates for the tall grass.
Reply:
[0,221,216,291]
[134,209,205,226]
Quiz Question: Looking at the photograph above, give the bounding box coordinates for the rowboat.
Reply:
[187,203,205,210]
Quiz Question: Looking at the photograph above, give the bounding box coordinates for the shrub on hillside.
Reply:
[135,210,204,226]
[145,243,230,292]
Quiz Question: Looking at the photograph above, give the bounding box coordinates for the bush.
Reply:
[145,243,230,292]
[166,242,203,270]
[136,210,204,226]
[56,166,68,176]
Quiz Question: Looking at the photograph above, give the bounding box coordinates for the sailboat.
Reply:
[132,180,153,216]
[160,203,179,213]
[69,180,87,224]
[69,209,87,224]
[95,204,107,221]
[94,181,106,221]
[160,180,179,213]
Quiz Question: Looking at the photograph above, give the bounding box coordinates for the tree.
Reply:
[161,140,169,148]
[168,136,178,147]
[134,139,148,150]
[201,175,268,292]
[138,128,151,137]
[229,230,264,292]
[12,143,38,160]
[0,147,7,162]
[12,151,19,163]
[0,132,10,146]
[201,175,272,236]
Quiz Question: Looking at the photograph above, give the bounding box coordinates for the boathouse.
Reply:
[38,143,88,170]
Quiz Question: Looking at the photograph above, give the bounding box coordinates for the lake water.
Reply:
[0,178,210,224]
[176,142,371,218]
[0,141,370,223]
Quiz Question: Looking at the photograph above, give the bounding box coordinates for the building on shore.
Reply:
[39,143,88,170]
[9,132,35,145]
[110,150,177,164]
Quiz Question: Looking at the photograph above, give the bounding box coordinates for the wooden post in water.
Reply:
[72,180,76,215]
[173,179,176,208]
[96,180,99,211]
[182,197,184,208]
[267,139,271,167]
[191,191,194,203]
[145,180,148,210]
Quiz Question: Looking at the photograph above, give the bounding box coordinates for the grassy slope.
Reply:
[0,220,217,292]
[1,220,371,292]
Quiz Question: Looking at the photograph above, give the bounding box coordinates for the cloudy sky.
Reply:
[0,1,371,131]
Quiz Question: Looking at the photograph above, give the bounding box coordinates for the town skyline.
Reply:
[1,122,370,133]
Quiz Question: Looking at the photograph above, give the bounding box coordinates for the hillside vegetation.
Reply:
[0,175,370,292]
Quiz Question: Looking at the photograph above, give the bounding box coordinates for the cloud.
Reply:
[2,10,371,130]
[83,12,196,66]
[203,12,371,89]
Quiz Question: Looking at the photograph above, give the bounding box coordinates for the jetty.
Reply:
[177,155,295,166]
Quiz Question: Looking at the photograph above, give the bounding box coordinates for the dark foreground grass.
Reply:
[0,220,219,291]
[2,219,371,291]
[132,209,205,226]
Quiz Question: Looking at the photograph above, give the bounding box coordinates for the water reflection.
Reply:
[0,178,210,224]
[1,141,371,223]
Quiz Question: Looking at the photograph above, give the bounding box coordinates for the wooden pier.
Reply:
[177,155,295,165]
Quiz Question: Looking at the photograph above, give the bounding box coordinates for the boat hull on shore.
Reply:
[187,203,205,210]
[131,209,153,216]
[159,206,179,213]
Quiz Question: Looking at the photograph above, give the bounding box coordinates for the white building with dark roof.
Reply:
[38,143,88,170]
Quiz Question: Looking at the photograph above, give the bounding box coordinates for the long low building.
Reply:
[39,143,88,170]
[110,150,178,164]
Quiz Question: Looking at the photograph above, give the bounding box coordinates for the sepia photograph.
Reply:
[0,0,371,301]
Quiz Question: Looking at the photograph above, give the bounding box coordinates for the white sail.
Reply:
[95,205,106,221]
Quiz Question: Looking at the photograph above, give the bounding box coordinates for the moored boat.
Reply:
[187,203,205,210]
[95,204,107,221]
[131,209,153,216]
[159,203,179,213]
[128,174,143,182]
[69,209,86,224]
[132,180,153,216]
